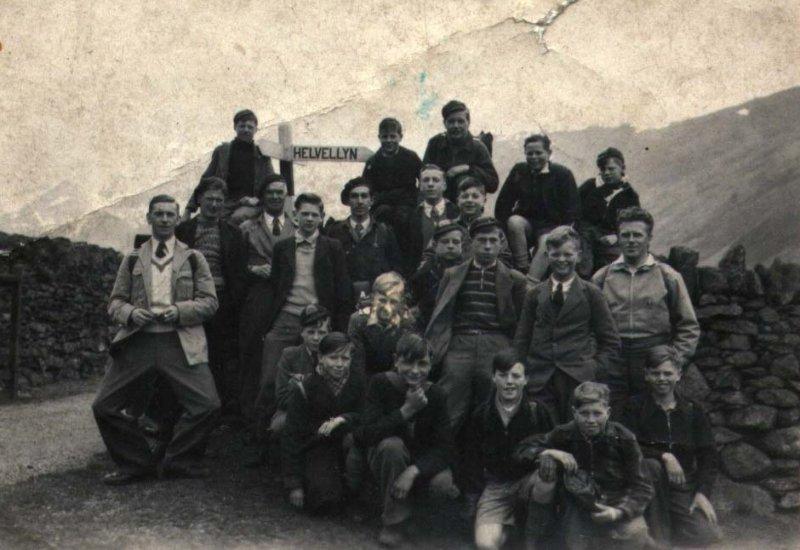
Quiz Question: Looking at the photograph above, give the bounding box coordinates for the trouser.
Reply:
[642,459,722,547]
[368,436,458,526]
[205,288,240,416]
[302,439,366,511]
[609,335,671,416]
[578,224,620,278]
[437,332,511,433]
[529,369,582,425]
[92,332,221,474]
[255,310,303,429]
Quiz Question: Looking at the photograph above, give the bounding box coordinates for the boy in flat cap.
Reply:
[362,117,423,239]
[185,109,276,225]
[423,100,499,203]
[410,222,465,328]
[325,177,403,298]
[425,217,528,433]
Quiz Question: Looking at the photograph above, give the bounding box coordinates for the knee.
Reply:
[375,437,407,459]
[528,470,557,505]
[506,215,529,233]
[642,458,664,481]
[474,524,504,550]
[430,468,460,499]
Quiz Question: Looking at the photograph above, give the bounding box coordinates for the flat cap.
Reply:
[433,222,465,241]
[468,216,502,237]
[300,304,331,327]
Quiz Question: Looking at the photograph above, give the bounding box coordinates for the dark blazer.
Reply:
[282,371,365,491]
[513,277,620,393]
[410,258,449,328]
[266,235,354,332]
[494,162,579,230]
[274,344,317,411]
[620,393,717,497]
[355,372,453,479]
[362,146,423,208]
[175,217,248,307]
[324,217,403,284]
[423,132,499,202]
[425,260,529,365]
[578,178,640,234]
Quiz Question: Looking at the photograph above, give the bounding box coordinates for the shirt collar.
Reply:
[263,211,285,227]
[472,259,498,270]
[295,230,319,245]
[611,253,657,272]
[349,216,371,232]
[422,199,446,218]
[150,235,176,258]
[550,274,576,293]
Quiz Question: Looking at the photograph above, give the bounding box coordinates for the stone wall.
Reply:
[0,234,798,513]
[0,234,120,392]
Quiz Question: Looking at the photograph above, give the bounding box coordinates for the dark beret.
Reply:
[233,109,258,125]
[433,222,465,241]
[441,100,469,120]
[300,304,331,327]
[468,216,502,238]
[596,147,625,169]
[340,177,371,205]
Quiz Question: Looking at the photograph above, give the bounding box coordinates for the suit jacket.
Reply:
[274,344,317,411]
[494,162,579,230]
[108,239,218,365]
[405,199,460,276]
[512,277,620,393]
[324,217,403,284]
[425,260,529,365]
[239,213,296,270]
[266,235,354,332]
[175,216,248,307]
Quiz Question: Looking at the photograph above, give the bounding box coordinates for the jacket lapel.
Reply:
[556,278,584,322]
[495,262,512,319]
[138,240,154,306]
[171,241,190,296]
[429,261,470,323]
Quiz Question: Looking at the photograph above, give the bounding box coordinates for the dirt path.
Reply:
[0,391,798,549]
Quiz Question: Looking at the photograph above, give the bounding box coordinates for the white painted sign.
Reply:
[257,139,372,163]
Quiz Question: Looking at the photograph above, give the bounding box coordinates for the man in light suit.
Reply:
[238,174,296,421]
[92,195,220,485]
[425,217,528,433]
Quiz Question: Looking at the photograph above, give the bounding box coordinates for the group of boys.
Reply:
[91,102,723,549]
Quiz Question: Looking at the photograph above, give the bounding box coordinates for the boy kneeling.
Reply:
[282,332,365,512]
[356,333,459,547]
[516,382,657,549]
[621,346,722,547]
[468,349,554,550]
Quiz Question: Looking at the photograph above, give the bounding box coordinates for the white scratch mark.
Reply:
[532,0,582,53]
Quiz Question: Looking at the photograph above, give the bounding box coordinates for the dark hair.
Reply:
[318,332,351,356]
[258,174,287,201]
[379,117,403,135]
[233,109,258,126]
[571,381,611,408]
[524,134,552,152]
[395,333,430,363]
[340,177,372,205]
[195,177,228,201]
[148,194,179,213]
[294,192,325,215]
[544,225,581,249]
[441,100,469,120]
[596,147,625,171]
[617,206,654,235]
[645,345,680,371]
[457,176,485,195]
[492,349,524,375]
[420,163,445,177]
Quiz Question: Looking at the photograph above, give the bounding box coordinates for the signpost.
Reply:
[257,123,373,197]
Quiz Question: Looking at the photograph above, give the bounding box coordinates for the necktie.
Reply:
[553,283,564,308]
[272,217,281,237]
[355,222,364,240]
[156,241,167,259]
[431,207,441,225]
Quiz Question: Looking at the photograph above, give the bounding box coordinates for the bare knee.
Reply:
[475,524,506,550]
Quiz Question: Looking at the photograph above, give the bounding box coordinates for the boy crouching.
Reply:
[515,382,658,549]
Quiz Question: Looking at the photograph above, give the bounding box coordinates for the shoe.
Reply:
[102,470,149,486]
[378,525,405,547]
[158,463,210,480]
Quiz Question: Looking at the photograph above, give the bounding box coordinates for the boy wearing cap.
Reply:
[406,164,460,276]
[410,223,465,328]
[362,117,423,236]
[271,304,331,435]
[423,100,499,203]
[325,177,403,298]
[513,226,619,424]
[495,134,579,276]
[578,148,640,274]
[185,109,276,225]
[621,347,721,547]
[516,382,656,549]
[426,217,528,433]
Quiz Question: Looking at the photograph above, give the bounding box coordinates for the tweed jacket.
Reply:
[108,239,218,365]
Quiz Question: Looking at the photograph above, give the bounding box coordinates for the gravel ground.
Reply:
[0,387,798,549]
